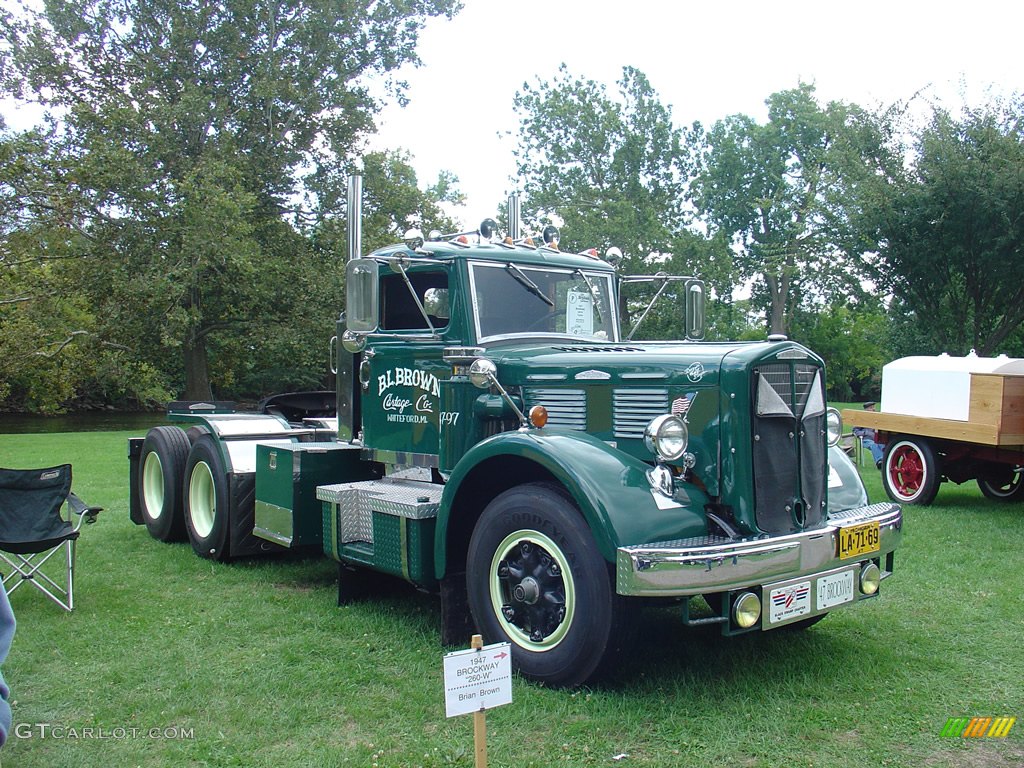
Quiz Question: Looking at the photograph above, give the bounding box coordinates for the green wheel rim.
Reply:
[141,451,165,521]
[489,529,575,652]
[188,461,216,539]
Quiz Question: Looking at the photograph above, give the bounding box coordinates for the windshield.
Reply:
[469,262,618,342]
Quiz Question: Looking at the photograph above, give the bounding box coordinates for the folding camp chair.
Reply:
[0,465,102,612]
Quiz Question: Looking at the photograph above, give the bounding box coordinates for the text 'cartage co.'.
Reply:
[377,367,441,425]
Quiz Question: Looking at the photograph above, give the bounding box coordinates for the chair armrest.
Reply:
[68,493,103,527]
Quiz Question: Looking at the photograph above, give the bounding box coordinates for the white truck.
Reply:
[843,353,1024,504]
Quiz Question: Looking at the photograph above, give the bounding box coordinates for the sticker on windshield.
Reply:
[566,290,593,336]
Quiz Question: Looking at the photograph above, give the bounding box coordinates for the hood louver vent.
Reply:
[613,388,669,439]
[523,389,587,430]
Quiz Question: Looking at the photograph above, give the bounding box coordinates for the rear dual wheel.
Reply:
[183,435,231,561]
[138,426,190,542]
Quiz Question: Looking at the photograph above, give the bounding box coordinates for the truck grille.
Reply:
[523,388,587,430]
[613,388,669,439]
[756,363,819,415]
[751,362,826,534]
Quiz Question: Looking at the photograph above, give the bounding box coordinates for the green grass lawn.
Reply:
[0,430,1021,767]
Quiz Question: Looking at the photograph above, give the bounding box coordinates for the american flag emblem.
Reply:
[671,395,694,415]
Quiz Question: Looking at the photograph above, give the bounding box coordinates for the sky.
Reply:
[370,0,1022,227]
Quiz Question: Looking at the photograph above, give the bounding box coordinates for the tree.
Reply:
[0,127,176,411]
[872,99,1024,356]
[690,83,893,336]
[789,299,892,401]
[513,66,687,256]
[512,65,732,337]
[0,0,460,401]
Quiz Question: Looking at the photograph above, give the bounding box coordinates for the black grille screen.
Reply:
[751,362,826,534]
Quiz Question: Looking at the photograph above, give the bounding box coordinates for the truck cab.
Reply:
[129,179,902,687]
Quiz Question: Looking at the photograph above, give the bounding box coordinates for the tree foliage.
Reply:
[872,99,1024,356]
[0,0,460,403]
[513,66,687,258]
[789,299,892,400]
[512,65,733,337]
[690,83,894,336]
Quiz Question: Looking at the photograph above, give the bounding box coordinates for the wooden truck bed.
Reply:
[842,372,1024,447]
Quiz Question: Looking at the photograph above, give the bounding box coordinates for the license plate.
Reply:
[838,521,880,559]
[816,570,855,610]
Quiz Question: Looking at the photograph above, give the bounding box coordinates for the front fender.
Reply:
[435,428,710,579]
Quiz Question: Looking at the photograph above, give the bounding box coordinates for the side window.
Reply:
[380,270,449,331]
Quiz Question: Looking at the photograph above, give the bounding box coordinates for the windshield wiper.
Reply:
[572,268,604,323]
[626,274,671,340]
[505,263,554,307]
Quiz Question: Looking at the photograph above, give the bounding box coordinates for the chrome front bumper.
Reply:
[616,503,902,597]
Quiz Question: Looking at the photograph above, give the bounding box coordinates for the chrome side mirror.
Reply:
[346,259,378,333]
[685,279,705,341]
[469,358,497,389]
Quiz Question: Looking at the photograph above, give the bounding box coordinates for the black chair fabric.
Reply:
[0,465,79,555]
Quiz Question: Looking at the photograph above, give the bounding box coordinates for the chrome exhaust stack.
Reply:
[508,192,521,241]
[347,174,362,262]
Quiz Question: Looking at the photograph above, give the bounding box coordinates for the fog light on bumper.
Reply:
[860,562,881,595]
[732,591,762,628]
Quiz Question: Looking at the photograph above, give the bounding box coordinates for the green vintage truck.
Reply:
[129,176,902,687]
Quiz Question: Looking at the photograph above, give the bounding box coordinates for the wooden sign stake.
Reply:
[471,634,487,768]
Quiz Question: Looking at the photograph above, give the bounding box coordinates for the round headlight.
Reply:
[644,414,688,461]
[826,407,843,447]
[733,591,762,629]
[860,561,881,595]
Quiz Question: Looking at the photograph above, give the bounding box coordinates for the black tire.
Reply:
[882,437,941,505]
[138,426,190,542]
[466,483,631,687]
[977,465,1024,502]
[183,435,231,561]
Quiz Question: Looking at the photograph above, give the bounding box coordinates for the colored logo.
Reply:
[940,716,1015,738]
[771,584,809,609]
[671,394,695,416]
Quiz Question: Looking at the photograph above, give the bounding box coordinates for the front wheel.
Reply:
[183,435,231,561]
[977,465,1024,502]
[466,483,630,687]
[883,437,941,505]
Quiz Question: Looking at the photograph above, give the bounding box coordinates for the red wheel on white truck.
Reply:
[138,426,190,542]
[883,437,940,505]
